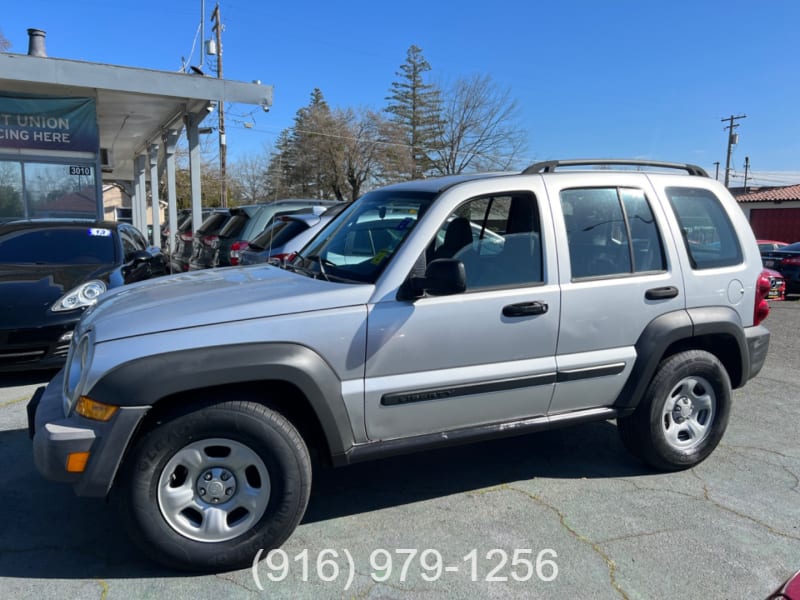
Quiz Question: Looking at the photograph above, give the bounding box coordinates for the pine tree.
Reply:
[385,45,441,180]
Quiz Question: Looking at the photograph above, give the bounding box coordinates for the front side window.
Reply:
[665,187,742,269]
[119,225,146,261]
[561,187,666,279]
[427,193,543,290]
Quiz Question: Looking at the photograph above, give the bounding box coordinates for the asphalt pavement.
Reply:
[1,300,798,599]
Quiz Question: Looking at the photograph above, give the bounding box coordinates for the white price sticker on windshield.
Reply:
[88,228,111,237]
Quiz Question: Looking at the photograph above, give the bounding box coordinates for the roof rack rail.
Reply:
[522,159,709,177]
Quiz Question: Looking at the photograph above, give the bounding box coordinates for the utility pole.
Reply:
[721,114,746,188]
[200,0,205,68]
[211,3,227,207]
[743,156,750,192]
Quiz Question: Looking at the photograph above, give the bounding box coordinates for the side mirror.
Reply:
[399,258,466,300]
[128,250,152,265]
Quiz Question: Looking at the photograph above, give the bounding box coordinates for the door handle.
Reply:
[645,286,679,300]
[502,301,548,317]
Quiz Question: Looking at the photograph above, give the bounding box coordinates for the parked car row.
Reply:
[239,203,349,265]
[760,239,800,296]
[166,199,342,272]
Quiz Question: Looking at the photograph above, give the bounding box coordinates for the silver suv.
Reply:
[28,159,772,571]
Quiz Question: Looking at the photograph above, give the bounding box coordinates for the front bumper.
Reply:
[28,369,150,497]
[0,323,74,372]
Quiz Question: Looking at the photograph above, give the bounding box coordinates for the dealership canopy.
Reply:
[0,49,272,247]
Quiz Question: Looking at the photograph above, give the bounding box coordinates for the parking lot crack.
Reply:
[215,572,257,593]
[598,527,680,545]
[721,442,800,461]
[96,579,109,600]
[690,470,800,541]
[0,395,28,408]
[508,485,630,600]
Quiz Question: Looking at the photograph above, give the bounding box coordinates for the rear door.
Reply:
[544,173,685,414]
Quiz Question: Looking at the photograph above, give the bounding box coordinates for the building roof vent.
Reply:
[27,28,46,57]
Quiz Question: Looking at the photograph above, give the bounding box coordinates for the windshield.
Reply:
[0,226,116,264]
[290,190,436,283]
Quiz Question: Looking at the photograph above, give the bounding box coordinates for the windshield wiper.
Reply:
[308,255,332,281]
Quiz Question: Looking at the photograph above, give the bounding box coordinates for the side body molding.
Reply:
[88,342,356,456]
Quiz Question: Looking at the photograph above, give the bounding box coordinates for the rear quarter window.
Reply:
[665,187,742,269]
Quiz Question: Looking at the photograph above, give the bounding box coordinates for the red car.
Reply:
[767,568,800,599]
[764,268,786,301]
[758,239,789,253]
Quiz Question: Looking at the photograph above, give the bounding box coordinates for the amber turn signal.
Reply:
[75,396,118,421]
[66,451,90,473]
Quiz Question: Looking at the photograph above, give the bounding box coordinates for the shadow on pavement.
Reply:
[0,419,652,579]
[0,370,58,389]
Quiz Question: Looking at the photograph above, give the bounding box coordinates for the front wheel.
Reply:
[617,350,731,471]
[116,400,311,571]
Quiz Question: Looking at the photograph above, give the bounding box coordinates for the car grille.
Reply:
[0,325,72,366]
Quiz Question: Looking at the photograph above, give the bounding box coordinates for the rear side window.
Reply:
[665,187,742,269]
[561,187,665,279]
[218,215,249,237]
[248,219,307,250]
[197,213,229,234]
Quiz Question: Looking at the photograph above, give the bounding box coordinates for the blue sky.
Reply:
[4,0,799,186]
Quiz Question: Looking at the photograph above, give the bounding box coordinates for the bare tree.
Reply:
[429,74,527,175]
[324,108,394,201]
[232,150,270,203]
[0,30,10,52]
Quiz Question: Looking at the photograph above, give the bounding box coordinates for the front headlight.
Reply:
[63,331,94,416]
[51,280,107,312]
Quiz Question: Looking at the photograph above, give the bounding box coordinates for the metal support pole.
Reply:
[134,154,147,233]
[148,143,161,247]
[186,115,203,234]
[164,129,180,256]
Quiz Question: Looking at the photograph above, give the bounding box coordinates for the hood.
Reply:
[0,263,112,327]
[81,265,374,342]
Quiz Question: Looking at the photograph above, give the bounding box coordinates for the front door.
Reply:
[363,188,561,441]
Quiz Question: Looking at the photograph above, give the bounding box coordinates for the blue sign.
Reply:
[0,95,99,153]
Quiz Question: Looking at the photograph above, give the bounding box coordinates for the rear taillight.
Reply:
[783,256,800,266]
[179,232,192,242]
[202,234,219,247]
[229,241,249,266]
[754,270,771,325]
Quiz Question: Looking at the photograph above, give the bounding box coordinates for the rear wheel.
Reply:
[116,400,311,571]
[617,350,731,470]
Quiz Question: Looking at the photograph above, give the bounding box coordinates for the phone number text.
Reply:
[252,547,558,591]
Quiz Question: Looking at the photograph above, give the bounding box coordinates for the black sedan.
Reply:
[0,219,168,371]
[762,240,800,294]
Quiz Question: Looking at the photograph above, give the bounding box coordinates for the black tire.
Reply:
[115,400,311,571]
[617,350,731,471]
